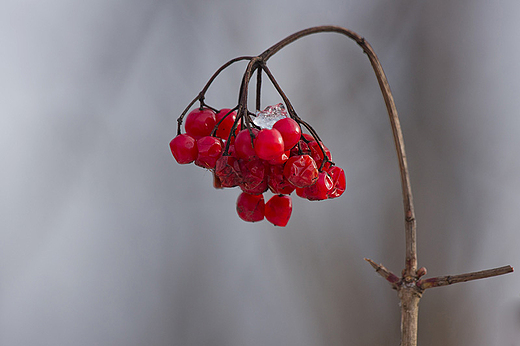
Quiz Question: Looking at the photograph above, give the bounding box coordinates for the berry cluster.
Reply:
[170,104,346,227]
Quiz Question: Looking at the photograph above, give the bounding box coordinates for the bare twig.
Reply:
[417,265,514,290]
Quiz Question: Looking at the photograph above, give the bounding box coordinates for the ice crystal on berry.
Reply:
[253,103,288,129]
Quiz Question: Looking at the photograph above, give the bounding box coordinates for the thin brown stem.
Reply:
[417,265,514,290]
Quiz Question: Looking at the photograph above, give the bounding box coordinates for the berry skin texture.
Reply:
[273,118,301,151]
[235,129,259,159]
[170,134,198,164]
[215,109,239,140]
[268,164,296,195]
[215,155,242,188]
[303,171,333,201]
[283,155,319,188]
[195,136,223,169]
[254,128,285,160]
[239,158,268,195]
[185,108,217,139]
[327,166,346,198]
[236,192,265,222]
[265,195,292,227]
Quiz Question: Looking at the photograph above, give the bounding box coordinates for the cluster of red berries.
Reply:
[170,105,346,227]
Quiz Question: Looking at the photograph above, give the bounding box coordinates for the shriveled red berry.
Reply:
[215,108,239,140]
[195,136,222,169]
[273,118,301,151]
[283,154,319,188]
[185,108,216,139]
[236,192,265,222]
[169,134,197,164]
[235,129,259,159]
[309,141,332,170]
[327,166,346,198]
[239,158,268,195]
[303,171,333,201]
[254,128,285,161]
[268,164,296,195]
[265,195,292,227]
[215,154,242,187]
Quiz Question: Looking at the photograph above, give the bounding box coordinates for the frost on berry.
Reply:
[236,192,265,222]
[253,103,288,129]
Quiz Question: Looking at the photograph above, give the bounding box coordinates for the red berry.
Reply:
[327,166,346,198]
[309,141,332,170]
[185,108,216,139]
[265,195,292,227]
[239,158,268,195]
[268,164,296,195]
[169,134,198,164]
[267,150,290,165]
[236,192,265,222]
[235,129,259,159]
[273,118,301,151]
[215,154,242,187]
[195,136,222,169]
[254,128,284,160]
[302,171,333,201]
[283,155,319,188]
[215,108,239,140]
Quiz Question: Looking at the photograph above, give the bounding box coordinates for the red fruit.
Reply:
[302,171,333,201]
[265,195,292,227]
[273,118,301,151]
[236,192,265,222]
[267,150,290,165]
[215,108,239,140]
[195,136,222,169]
[309,141,332,170]
[235,129,259,159]
[215,154,242,187]
[239,158,268,195]
[283,155,319,188]
[327,166,346,198]
[268,164,296,195]
[169,134,197,164]
[185,108,217,139]
[254,128,285,160]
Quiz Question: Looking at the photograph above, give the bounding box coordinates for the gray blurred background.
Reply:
[1,1,519,345]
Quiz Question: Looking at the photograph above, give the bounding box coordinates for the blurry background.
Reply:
[1,0,519,345]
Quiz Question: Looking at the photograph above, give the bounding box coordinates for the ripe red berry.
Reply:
[169,134,198,164]
[265,195,292,227]
[185,108,217,139]
[215,108,239,140]
[283,154,319,188]
[327,166,346,198]
[254,128,285,160]
[235,129,259,159]
[195,136,223,169]
[273,118,301,151]
[236,192,265,222]
[302,171,333,201]
[267,150,290,165]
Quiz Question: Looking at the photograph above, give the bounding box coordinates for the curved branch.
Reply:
[258,25,417,276]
